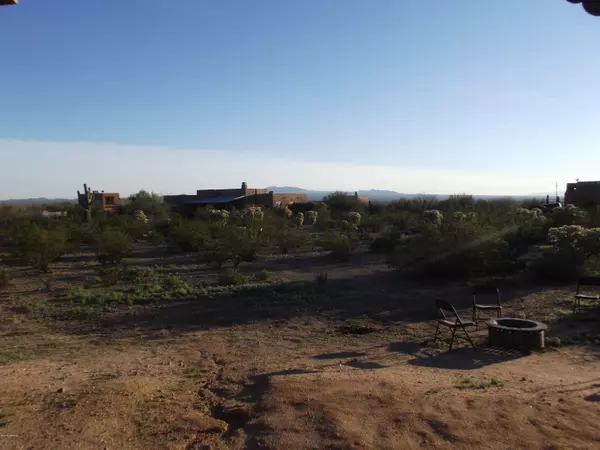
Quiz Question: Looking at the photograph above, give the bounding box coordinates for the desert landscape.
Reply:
[2,193,600,450]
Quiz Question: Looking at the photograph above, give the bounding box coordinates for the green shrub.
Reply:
[219,268,249,286]
[162,274,194,296]
[315,204,332,231]
[319,231,360,261]
[96,265,126,285]
[95,229,132,264]
[276,226,310,254]
[131,266,160,284]
[168,220,210,253]
[9,223,68,272]
[294,212,304,228]
[387,221,511,278]
[530,247,583,282]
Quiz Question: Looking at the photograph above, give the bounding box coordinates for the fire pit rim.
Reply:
[486,317,547,332]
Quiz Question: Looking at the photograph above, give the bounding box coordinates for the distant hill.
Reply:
[0,198,77,206]
[266,187,545,203]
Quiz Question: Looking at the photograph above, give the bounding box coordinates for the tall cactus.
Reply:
[77,183,94,222]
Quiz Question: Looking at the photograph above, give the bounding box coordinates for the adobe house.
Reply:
[164,182,308,216]
[565,181,600,207]
[77,188,127,214]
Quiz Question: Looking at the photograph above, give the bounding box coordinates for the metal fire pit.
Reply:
[486,318,548,351]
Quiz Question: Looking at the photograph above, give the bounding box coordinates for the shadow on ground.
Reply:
[43,269,566,343]
[408,346,527,370]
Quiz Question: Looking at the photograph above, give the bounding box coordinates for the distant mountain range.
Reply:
[0,189,552,206]
[0,198,77,206]
[266,187,547,202]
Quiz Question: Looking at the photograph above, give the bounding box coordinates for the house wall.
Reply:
[272,193,308,206]
[164,195,200,213]
[565,182,600,207]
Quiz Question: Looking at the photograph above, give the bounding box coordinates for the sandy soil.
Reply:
[1,245,600,449]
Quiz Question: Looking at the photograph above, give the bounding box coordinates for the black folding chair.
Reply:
[432,299,476,351]
[574,277,600,312]
[472,285,502,328]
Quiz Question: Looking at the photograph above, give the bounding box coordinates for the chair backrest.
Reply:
[436,299,458,320]
[472,285,500,305]
[577,277,600,292]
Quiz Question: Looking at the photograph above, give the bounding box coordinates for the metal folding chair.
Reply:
[472,285,502,328]
[574,277,600,312]
[432,299,476,351]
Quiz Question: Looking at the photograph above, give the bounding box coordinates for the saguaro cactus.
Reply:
[77,183,94,222]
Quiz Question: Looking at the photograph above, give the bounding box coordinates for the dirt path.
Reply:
[2,317,600,450]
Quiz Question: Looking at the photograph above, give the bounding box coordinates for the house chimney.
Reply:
[241,182,248,195]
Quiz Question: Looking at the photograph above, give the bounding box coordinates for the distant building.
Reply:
[164,182,308,215]
[565,181,600,207]
[77,190,128,213]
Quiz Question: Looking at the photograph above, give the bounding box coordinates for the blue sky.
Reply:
[1,0,599,199]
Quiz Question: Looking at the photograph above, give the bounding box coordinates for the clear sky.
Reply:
[1,0,599,199]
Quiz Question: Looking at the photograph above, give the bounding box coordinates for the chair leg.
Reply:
[449,327,457,352]
[461,326,476,349]
[473,308,478,330]
[432,322,440,347]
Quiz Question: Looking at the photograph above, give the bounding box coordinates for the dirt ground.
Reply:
[2,244,600,449]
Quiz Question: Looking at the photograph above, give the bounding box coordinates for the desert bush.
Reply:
[96,265,126,285]
[168,220,211,253]
[127,190,170,220]
[530,225,600,281]
[304,210,318,226]
[162,273,194,296]
[315,204,332,231]
[551,204,587,226]
[9,223,68,272]
[346,212,361,226]
[219,268,249,286]
[276,226,310,254]
[95,228,132,264]
[134,210,149,224]
[422,209,443,226]
[387,220,512,278]
[319,230,360,261]
[294,212,304,228]
[236,206,264,222]
[530,247,583,282]
[323,191,362,213]
[202,225,261,268]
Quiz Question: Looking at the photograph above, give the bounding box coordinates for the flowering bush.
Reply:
[134,210,149,224]
[423,209,443,226]
[236,206,264,221]
[346,212,361,226]
[551,204,587,226]
[294,212,304,228]
[452,212,466,222]
[207,209,230,224]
